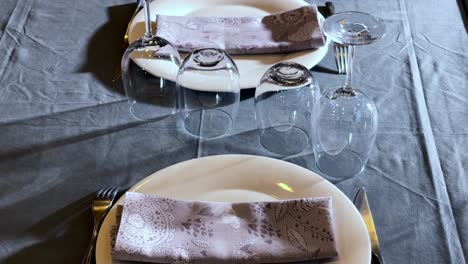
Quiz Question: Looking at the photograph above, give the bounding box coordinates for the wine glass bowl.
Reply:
[177,48,240,139]
[255,62,319,156]
[121,0,181,121]
[122,36,181,120]
[313,87,378,179]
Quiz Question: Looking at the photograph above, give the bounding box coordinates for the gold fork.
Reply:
[325,2,351,75]
[81,186,119,264]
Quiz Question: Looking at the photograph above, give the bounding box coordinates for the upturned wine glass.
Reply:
[121,0,181,121]
[177,48,240,139]
[313,12,386,179]
[255,62,319,156]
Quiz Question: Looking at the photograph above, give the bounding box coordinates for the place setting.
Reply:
[2,0,466,263]
[84,0,387,263]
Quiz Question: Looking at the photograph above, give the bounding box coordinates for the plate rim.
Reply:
[96,154,371,264]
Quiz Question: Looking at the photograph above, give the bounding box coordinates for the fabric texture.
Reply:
[0,0,467,264]
[154,6,325,55]
[112,192,337,263]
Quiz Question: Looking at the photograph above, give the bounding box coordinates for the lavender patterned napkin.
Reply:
[154,5,325,55]
[112,192,338,263]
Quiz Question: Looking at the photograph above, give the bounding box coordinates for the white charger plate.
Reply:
[96,155,371,264]
[127,0,330,89]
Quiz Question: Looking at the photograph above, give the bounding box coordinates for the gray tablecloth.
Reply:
[0,0,466,263]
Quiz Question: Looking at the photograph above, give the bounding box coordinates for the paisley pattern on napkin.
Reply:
[112,192,337,263]
[154,5,325,55]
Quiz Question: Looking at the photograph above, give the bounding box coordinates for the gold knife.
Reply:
[354,187,384,264]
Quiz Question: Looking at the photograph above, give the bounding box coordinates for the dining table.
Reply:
[0,0,467,263]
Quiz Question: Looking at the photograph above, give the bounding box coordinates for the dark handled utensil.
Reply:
[325,2,335,17]
[354,187,384,264]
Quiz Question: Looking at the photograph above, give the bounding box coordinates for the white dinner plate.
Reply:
[96,155,371,264]
[128,0,330,89]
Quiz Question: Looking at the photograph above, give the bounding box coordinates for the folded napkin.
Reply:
[112,192,338,263]
[154,6,325,55]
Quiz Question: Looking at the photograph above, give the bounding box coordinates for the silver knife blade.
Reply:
[354,187,384,264]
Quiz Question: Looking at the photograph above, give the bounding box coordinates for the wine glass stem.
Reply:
[143,0,153,38]
[344,45,356,89]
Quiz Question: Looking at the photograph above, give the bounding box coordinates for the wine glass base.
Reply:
[322,11,386,45]
[260,125,309,156]
[316,149,365,179]
[184,108,232,139]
